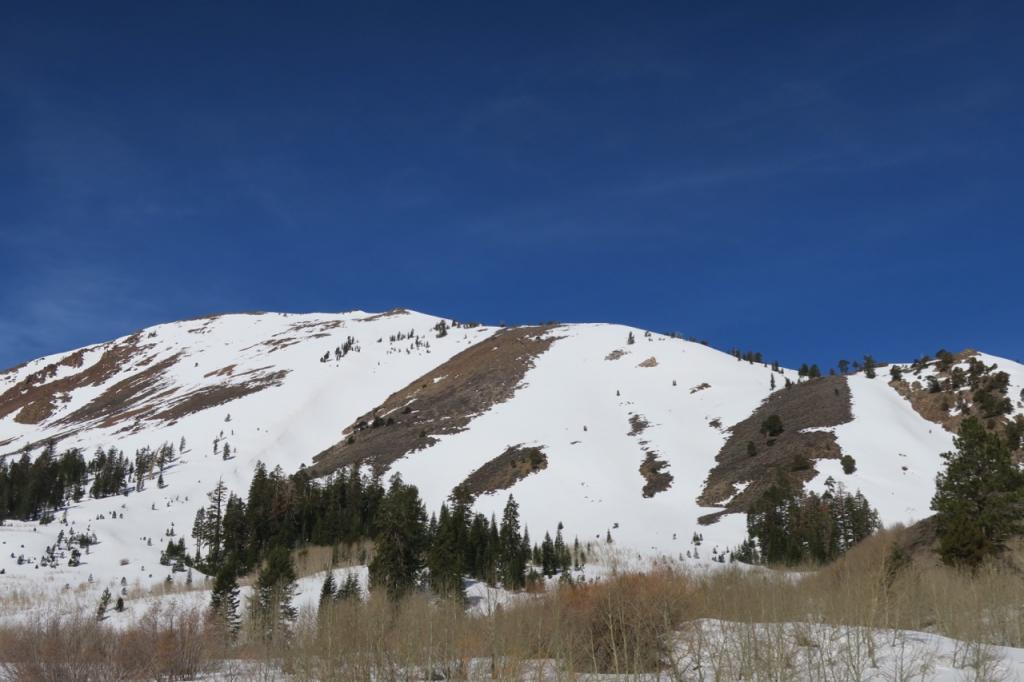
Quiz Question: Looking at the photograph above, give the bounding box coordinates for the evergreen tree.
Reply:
[96,587,111,621]
[202,479,228,567]
[485,514,501,586]
[931,418,1024,568]
[554,523,570,572]
[427,503,465,599]
[743,478,879,565]
[209,563,241,637]
[319,570,337,608]
[498,496,527,590]
[369,475,428,599]
[242,461,273,568]
[465,512,489,581]
[220,493,248,568]
[760,415,784,438]
[540,531,555,576]
[251,546,298,641]
[337,573,362,601]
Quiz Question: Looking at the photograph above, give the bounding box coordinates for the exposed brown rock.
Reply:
[698,375,853,524]
[360,308,410,321]
[204,365,238,378]
[639,451,673,498]
[890,350,1020,450]
[244,337,302,353]
[627,413,674,497]
[638,356,658,368]
[0,321,292,436]
[628,414,650,436]
[310,325,559,476]
[0,334,150,425]
[458,445,548,498]
[288,319,345,334]
[15,399,57,425]
[151,370,289,424]
[56,353,183,428]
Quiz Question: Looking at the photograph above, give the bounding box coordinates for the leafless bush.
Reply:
[0,605,212,681]
[4,532,1024,680]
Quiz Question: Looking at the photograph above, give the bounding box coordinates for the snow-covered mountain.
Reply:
[2,308,1022,601]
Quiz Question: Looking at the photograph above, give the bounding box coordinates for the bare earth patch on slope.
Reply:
[890,350,1022,453]
[458,445,548,498]
[891,350,980,433]
[0,324,292,436]
[152,369,290,425]
[639,452,673,498]
[628,414,650,436]
[310,325,559,476]
[56,354,183,429]
[698,375,853,524]
[360,308,410,322]
[627,413,673,497]
[0,335,150,425]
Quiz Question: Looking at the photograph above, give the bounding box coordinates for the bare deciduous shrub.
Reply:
[4,533,1024,680]
[0,606,211,682]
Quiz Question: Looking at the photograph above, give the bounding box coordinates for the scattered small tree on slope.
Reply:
[96,588,111,621]
[760,414,784,438]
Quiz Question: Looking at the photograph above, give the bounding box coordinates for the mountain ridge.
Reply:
[1,308,1021,605]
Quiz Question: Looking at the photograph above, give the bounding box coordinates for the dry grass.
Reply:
[0,606,211,681]
[3,531,1024,679]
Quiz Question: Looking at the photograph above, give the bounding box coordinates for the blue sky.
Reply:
[1,1,1021,370]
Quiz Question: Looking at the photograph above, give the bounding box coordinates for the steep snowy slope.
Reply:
[1,308,1018,610]
[807,374,955,523]
[389,323,796,559]
[0,309,499,596]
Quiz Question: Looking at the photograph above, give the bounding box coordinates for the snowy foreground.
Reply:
[6,560,1024,681]
[196,620,1024,681]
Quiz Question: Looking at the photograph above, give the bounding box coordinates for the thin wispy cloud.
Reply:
[0,265,159,368]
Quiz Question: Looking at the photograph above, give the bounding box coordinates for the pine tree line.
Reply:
[190,462,386,575]
[0,440,179,523]
[190,468,585,603]
[734,477,880,565]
